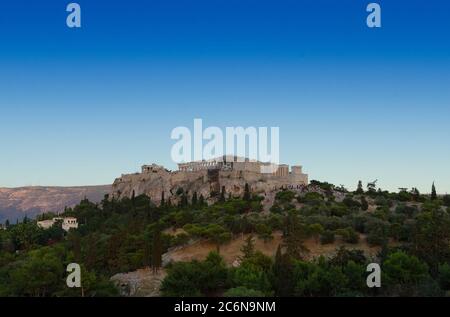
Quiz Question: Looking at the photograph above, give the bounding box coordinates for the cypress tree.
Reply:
[431,182,437,200]
[243,183,251,201]
[219,186,226,202]
[356,180,364,194]
[239,235,255,260]
[152,226,162,274]
[192,191,198,206]
[160,191,165,207]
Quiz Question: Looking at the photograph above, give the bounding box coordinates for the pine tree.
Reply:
[356,180,364,194]
[272,244,295,296]
[431,182,437,200]
[239,235,255,260]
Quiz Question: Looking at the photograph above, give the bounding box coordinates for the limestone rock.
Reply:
[111,163,307,206]
[110,268,166,297]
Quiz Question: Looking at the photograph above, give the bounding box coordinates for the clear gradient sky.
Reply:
[0,0,449,193]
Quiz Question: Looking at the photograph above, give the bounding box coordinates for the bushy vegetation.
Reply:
[1,181,449,297]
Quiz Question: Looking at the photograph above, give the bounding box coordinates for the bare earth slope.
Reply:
[0,185,111,223]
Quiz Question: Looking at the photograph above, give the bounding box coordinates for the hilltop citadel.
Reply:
[112,156,308,204]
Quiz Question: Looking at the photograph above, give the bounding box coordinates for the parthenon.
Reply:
[177,155,307,183]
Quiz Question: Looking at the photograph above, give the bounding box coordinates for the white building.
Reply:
[37,217,78,232]
[62,217,78,231]
[36,219,55,230]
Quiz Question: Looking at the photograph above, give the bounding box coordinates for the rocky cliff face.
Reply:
[0,185,111,223]
[111,164,306,205]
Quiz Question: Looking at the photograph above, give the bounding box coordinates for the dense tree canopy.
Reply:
[1,180,449,297]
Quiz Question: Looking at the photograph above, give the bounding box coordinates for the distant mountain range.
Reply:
[0,185,111,223]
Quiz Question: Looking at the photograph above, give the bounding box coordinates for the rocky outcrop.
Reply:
[111,163,306,205]
[110,268,166,297]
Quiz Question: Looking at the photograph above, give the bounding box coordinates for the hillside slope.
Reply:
[0,185,111,223]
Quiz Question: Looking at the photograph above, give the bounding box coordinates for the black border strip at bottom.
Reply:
[2,297,447,315]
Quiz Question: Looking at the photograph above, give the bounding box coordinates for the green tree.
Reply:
[7,247,65,296]
[243,183,251,201]
[283,213,309,260]
[272,245,295,296]
[230,262,272,295]
[152,226,163,274]
[255,223,273,243]
[219,186,226,202]
[320,230,335,244]
[293,258,348,296]
[360,196,369,211]
[443,195,450,207]
[160,191,165,207]
[383,251,430,296]
[199,194,205,206]
[192,191,198,206]
[336,227,359,244]
[438,263,450,291]
[356,180,364,194]
[413,208,450,274]
[308,223,324,243]
[204,224,232,253]
[431,182,437,200]
[239,235,255,261]
[161,251,228,296]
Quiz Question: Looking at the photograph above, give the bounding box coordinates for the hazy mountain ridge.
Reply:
[0,185,111,223]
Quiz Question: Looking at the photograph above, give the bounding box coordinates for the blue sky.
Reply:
[0,0,449,193]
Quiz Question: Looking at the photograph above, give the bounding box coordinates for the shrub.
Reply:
[171,233,190,247]
[298,192,324,204]
[255,224,273,243]
[161,251,228,296]
[360,196,369,211]
[335,227,359,244]
[343,196,361,209]
[438,263,450,291]
[366,226,389,246]
[383,251,430,296]
[275,190,296,203]
[229,263,272,295]
[443,195,450,207]
[374,196,391,207]
[293,259,348,296]
[320,230,335,244]
[269,203,283,214]
[308,223,324,243]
